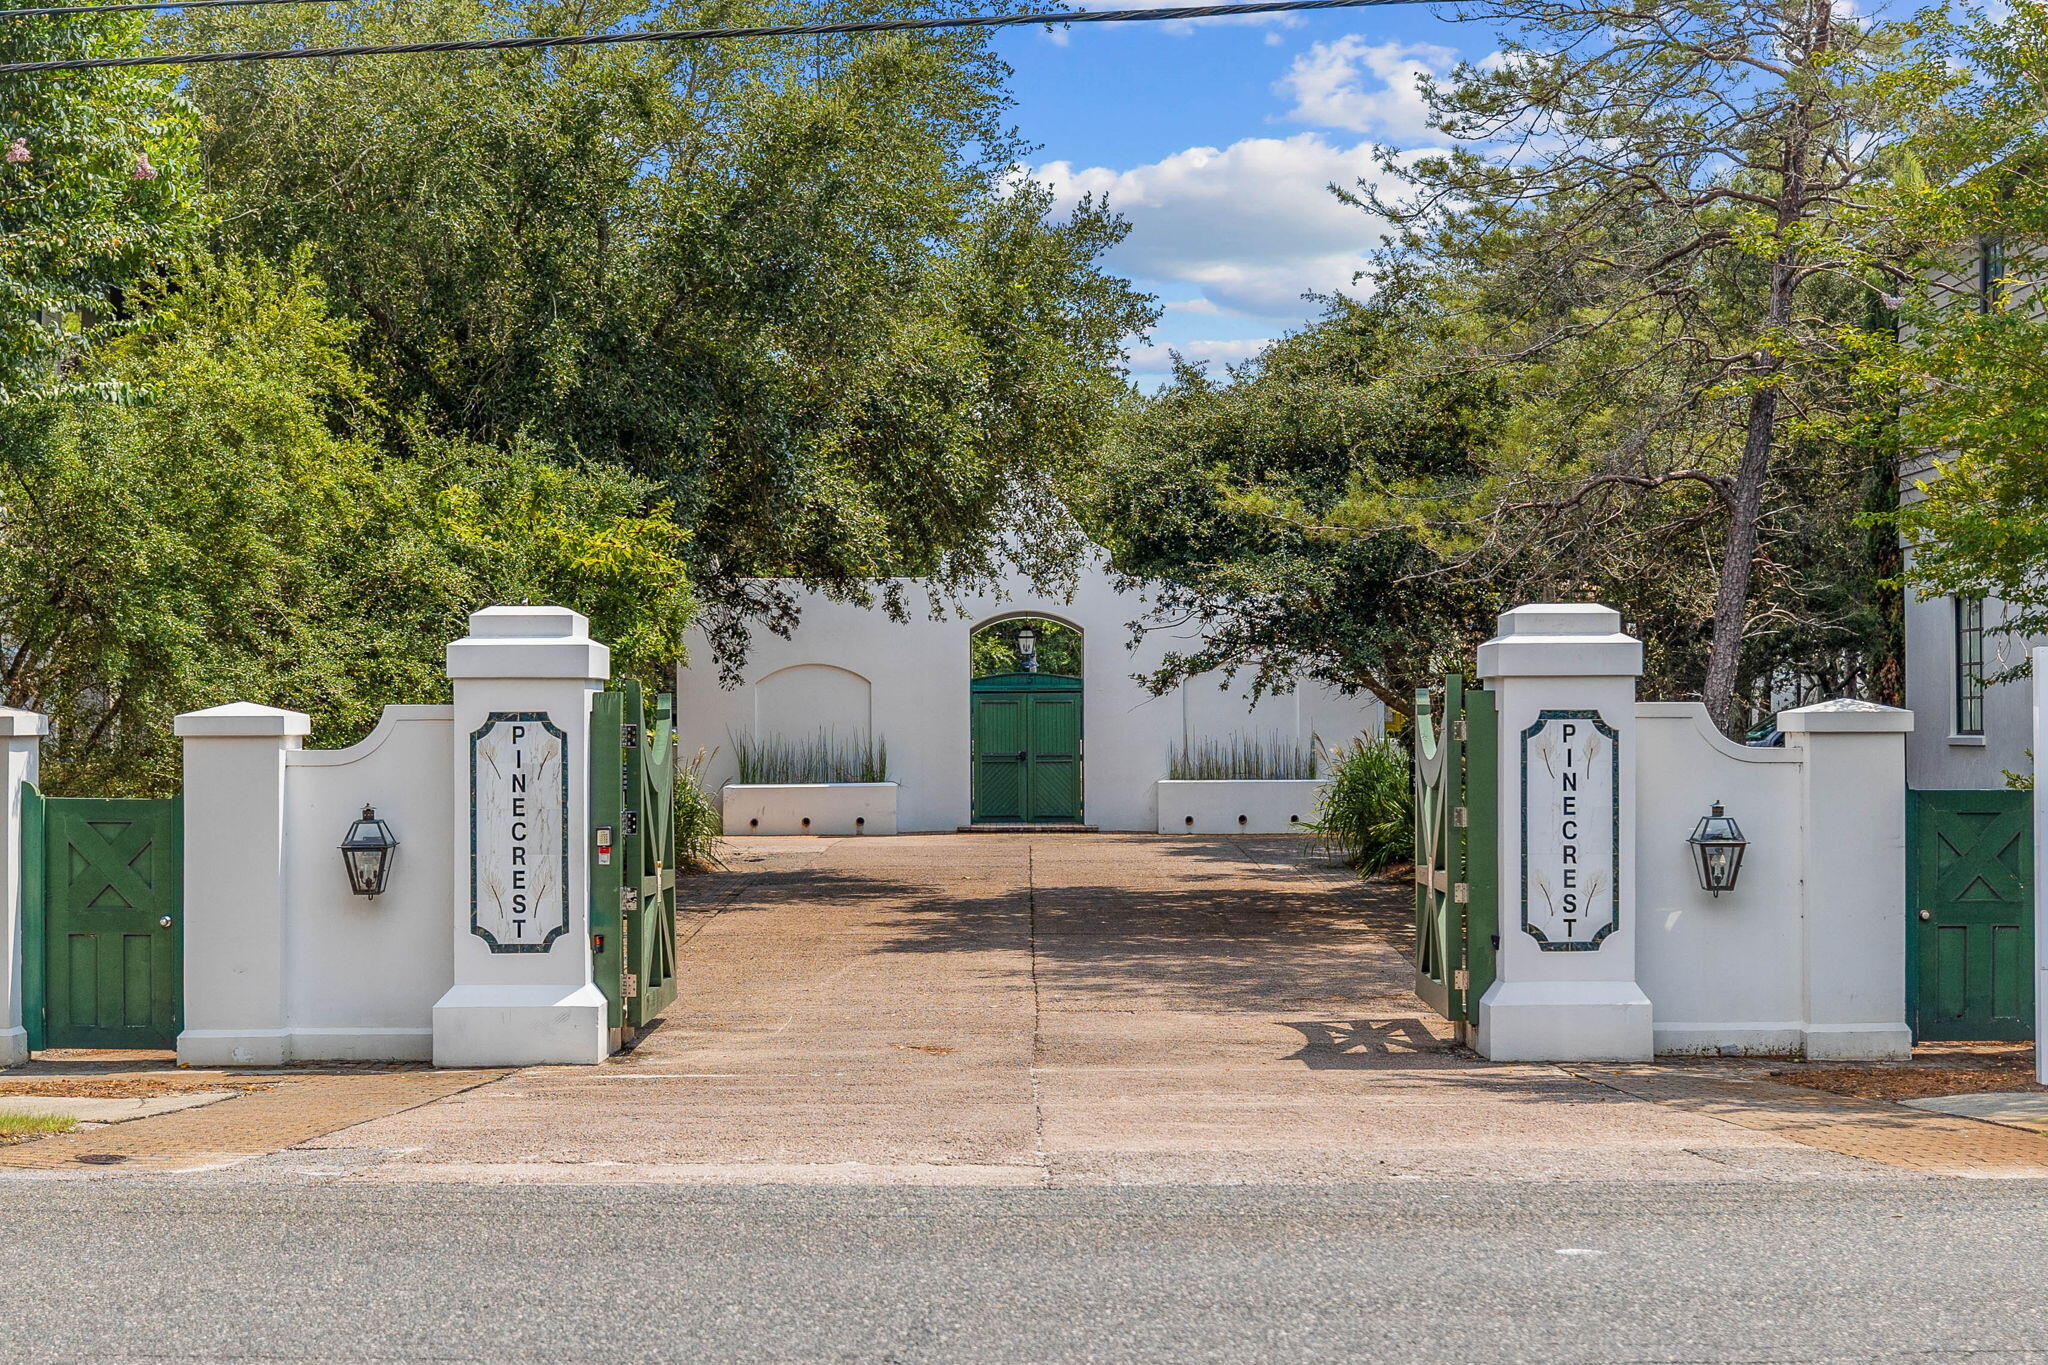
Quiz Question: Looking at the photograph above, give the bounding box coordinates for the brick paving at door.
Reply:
[310,834,1933,1185]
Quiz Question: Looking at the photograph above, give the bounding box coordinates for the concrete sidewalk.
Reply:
[300,835,1890,1185]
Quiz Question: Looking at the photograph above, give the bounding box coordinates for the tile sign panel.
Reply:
[1520,709,1620,951]
[470,711,571,953]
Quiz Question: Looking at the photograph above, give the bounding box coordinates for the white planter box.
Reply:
[722,782,898,836]
[1156,779,1329,835]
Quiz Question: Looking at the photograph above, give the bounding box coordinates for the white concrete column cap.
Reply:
[1777,698,1915,734]
[1477,602,1643,680]
[465,604,589,639]
[445,604,611,682]
[174,702,313,738]
[0,707,50,738]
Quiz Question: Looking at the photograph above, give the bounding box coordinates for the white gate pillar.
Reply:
[433,606,610,1067]
[176,702,311,1066]
[1475,604,1654,1061]
[0,708,47,1065]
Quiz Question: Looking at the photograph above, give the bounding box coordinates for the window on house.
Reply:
[1979,235,2007,313]
[1954,595,1985,736]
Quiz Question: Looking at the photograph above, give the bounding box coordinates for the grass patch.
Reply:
[730,729,889,784]
[0,1111,78,1144]
[1167,733,1317,781]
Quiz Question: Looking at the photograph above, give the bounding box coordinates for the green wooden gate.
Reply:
[590,682,680,1046]
[971,673,1083,824]
[23,791,183,1051]
[1413,676,1498,1029]
[1908,788,2033,1042]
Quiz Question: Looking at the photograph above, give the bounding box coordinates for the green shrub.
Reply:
[675,747,722,873]
[1167,733,1316,780]
[730,730,889,785]
[1306,738,1412,872]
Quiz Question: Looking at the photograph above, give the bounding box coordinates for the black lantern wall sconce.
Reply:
[1687,801,1747,897]
[340,804,399,899]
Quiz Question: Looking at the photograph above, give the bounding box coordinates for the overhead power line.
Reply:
[3,0,347,21]
[0,0,1427,72]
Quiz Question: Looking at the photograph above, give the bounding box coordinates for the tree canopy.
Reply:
[1090,297,1506,716]
[170,0,1155,663]
[1321,0,1951,728]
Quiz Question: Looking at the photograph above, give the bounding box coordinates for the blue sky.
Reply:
[990,3,1484,382]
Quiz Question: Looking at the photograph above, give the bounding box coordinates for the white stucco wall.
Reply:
[180,704,453,1064]
[1636,704,1806,1053]
[677,560,1382,832]
[281,706,454,1060]
[1634,700,1913,1059]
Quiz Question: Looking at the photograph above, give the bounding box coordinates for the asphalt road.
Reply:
[3,1177,2047,1362]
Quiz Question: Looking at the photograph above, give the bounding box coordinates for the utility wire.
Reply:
[3,0,347,21]
[0,0,1428,72]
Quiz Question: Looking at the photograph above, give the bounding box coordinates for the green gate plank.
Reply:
[1462,686,1499,1025]
[971,694,1027,823]
[1025,693,1082,823]
[1908,788,2034,1042]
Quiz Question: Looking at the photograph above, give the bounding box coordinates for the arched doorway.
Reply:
[969,617,1083,824]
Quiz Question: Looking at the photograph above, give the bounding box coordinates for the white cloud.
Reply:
[1126,338,1273,374]
[1033,133,1403,318]
[1276,37,1459,140]
[1163,297,1224,315]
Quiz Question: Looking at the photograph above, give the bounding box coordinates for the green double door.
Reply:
[971,673,1082,823]
[25,792,183,1051]
[1909,789,2033,1042]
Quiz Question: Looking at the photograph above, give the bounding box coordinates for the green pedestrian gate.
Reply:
[1908,788,2034,1042]
[590,682,681,1048]
[23,792,183,1051]
[970,672,1083,824]
[1413,675,1498,1030]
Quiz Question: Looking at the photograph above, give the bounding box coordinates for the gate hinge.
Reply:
[1454,719,1468,742]
[622,723,641,748]
[622,810,640,836]
[1452,968,1470,992]
[1452,805,1468,829]
[623,973,640,999]
[1453,881,1470,904]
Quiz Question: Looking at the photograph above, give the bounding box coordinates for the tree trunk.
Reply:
[1701,379,1781,732]
[1700,0,1826,732]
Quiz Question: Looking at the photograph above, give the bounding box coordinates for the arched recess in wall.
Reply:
[751,663,874,740]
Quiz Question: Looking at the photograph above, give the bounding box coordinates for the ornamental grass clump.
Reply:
[730,730,889,785]
[674,747,723,872]
[1305,738,1412,873]
[1167,733,1316,781]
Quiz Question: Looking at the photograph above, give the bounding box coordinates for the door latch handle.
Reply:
[1017,751,1027,762]
[1918,909,1931,921]
[158,916,174,929]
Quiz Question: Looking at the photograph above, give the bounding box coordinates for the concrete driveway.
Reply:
[306,834,1879,1184]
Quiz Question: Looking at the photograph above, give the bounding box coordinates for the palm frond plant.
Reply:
[730,729,890,785]
[1167,733,1317,781]
[1304,737,1412,872]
